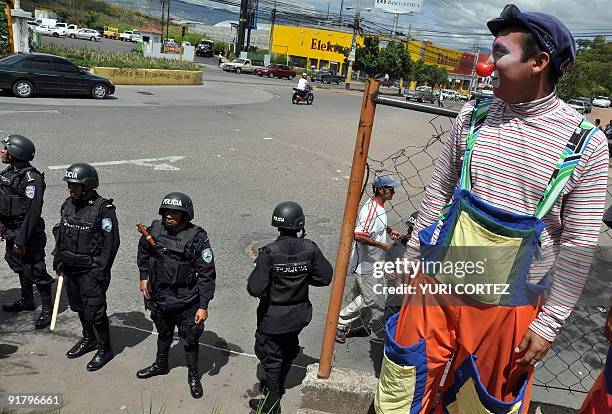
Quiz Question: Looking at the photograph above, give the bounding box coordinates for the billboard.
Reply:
[374,0,424,15]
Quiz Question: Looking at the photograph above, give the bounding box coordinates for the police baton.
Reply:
[136,223,157,247]
[50,274,63,331]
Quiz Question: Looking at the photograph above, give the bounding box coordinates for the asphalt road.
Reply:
[0,66,609,413]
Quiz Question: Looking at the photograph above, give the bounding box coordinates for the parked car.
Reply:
[131,31,142,43]
[575,96,592,113]
[66,24,79,38]
[592,96,611,108]
[311,69,344,85]
[119,30,136,42]
[33,18,57,27]
[441,89,460,100]
[53,23,69,35]
[567,99,587,114]
[256,64,296,79]
[405,85,435,103]
[103,27,119,39]
[0,53,115,99]
[74,28,101,42]
[27,20,39,28]
[379,77,395,87]
[35,24,65,37]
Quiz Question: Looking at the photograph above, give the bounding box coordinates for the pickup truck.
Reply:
[221,58,264,74]
[120,30,135,42]
[66,24,79,38]
[103,27,119,39]
[311,70,344,85]
[405,86,435,103]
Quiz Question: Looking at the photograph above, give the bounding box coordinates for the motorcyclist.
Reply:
[295,73,310,98]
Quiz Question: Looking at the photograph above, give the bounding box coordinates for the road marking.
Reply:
[263,137,273,140]
[0,109,62,115]
[48,156,186,171]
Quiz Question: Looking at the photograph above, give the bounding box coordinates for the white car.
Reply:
[66,24,79,38]
[119,30,134,42]
[441,89,459,100]
[35,24,66,37]
[52,23,68,36]
[592,96,611,108]
[567,99,587,114]
[75,28,101,42]
[131,30,142,42]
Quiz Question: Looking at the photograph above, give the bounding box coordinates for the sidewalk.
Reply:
[0,309,303,414]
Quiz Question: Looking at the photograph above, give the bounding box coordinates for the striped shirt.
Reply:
[407,90,609,341]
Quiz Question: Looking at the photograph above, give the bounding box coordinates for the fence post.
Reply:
[318,78,380,379]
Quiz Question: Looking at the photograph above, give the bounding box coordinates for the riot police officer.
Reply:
[247,201,333,413]
[52,163,120,371]
[0,134,54,329]
[136,192,216,399]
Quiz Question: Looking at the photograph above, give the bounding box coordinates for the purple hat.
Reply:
[487,4,576,77]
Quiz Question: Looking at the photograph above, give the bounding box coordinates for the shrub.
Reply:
[36,43,201,71]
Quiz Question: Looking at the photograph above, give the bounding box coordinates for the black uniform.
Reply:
[52,193,120,347]
[137,219,216,372]
[247,235,333,397]
[0,165,53,304]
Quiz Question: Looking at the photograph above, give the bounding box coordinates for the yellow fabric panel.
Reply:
[375,353,417,414]
[435,211,523,305]
[446,378,524,414]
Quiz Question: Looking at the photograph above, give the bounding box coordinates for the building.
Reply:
[270,24,487,92]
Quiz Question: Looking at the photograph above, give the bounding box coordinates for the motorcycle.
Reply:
[292,85,314,105]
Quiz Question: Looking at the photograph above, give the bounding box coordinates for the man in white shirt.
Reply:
[336,174,401,343]
[296,73,309,97]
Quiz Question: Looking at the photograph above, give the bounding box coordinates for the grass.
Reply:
[36,43,201,71]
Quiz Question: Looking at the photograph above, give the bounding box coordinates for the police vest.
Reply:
[267,239,315,305]
[57,197,109,268]
[0,166,41,220]
[149,220,200,288]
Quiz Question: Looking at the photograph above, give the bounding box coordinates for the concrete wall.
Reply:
[91,67,203,85]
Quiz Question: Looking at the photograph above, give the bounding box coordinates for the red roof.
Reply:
[139,27,163,35]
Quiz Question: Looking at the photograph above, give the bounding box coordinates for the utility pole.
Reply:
[159,0,166,52]
[339,0,344,23]
[344,0,363,90]
[237,0,248,54]
[469,39,480,96]
[268,2,276,52]
[166,0,171,44]
[4,0,14,53]
[392,13,399,36]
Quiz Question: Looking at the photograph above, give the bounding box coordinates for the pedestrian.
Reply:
[595,118,603,131]
[437,89,444,107]
[218,52,223,68]
[1,134,54,329]
[53,163,119,371]
[375,4,609,413]
[136,193,216,399]
[335,174,401,344]
[579,207,612,414]
[247,201,333,414]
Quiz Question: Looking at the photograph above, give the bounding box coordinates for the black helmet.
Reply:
[271,201,305,231]
[159,192,194,221]
[63,163,99,190]
[4,134,35,161]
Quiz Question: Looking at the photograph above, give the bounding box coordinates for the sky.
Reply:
[179,0,612,50]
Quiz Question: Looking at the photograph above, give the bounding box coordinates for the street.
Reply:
[0,62,610,413]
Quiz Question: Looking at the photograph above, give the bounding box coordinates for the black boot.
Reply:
[2,297,36,312]
[136,359,170,379]
[86,346,114,371]
[35,284,53,329]
[67,316,97,359]
[188,369,203,399]
[185,344,202,398]
[86,318,113,371]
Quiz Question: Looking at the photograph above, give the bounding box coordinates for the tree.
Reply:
[84,10,100,28]
[354,36,382,77]
[1,9,9,56]
[55,9,70,23]
[557,36,611,100]
[354,36,412,80]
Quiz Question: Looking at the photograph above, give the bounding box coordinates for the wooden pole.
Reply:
[318,78,380,379]
[4,1,15,54]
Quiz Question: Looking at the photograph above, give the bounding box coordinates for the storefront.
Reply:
[271,25,362,73]
[271,25,482,93]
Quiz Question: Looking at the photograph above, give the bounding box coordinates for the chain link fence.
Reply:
[335,109,611,398]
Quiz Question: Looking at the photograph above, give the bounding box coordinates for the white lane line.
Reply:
[48,156,186,171]
[0,109,62,115]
